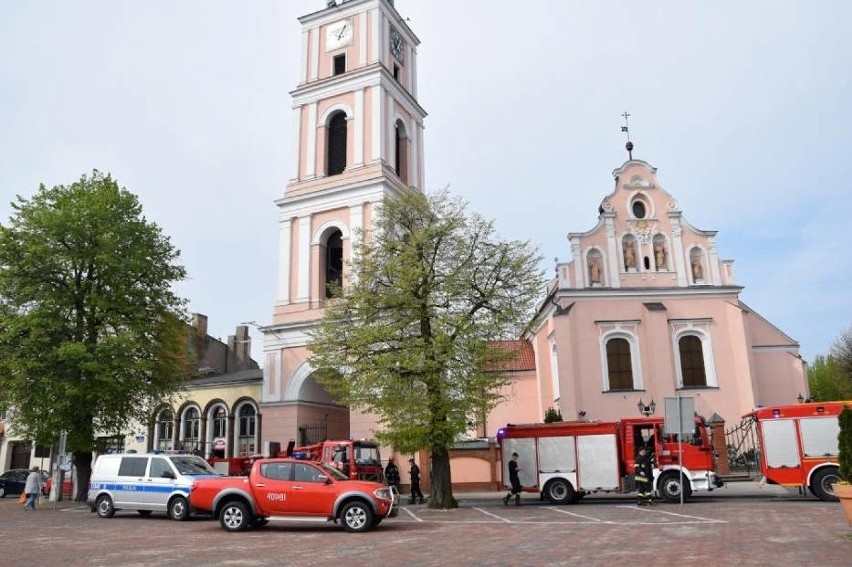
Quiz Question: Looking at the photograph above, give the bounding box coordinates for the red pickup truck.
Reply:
[189,457,398,532]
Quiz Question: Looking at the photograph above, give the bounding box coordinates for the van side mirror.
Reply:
[161,470,176,479]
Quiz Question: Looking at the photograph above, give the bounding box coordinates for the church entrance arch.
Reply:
[285,362,350,443]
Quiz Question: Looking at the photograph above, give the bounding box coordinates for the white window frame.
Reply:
[671,321,718,388]
[597,321,643,392]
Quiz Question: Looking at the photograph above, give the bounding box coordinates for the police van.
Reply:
[88,452,221,520]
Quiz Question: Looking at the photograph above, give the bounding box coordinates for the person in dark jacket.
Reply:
[503,452,523,506]
[384,457,400,492]
[634,446,655,505]
[408,458,424,504]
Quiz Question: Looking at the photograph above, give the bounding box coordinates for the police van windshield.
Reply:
[171,456,218,475]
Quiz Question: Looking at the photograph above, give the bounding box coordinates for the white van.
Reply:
[87,453,221,520]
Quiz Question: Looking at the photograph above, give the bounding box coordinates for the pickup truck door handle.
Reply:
[255,483,266,488]
[292,485,303,490]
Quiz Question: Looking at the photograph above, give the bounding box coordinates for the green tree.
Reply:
[308,189,543,509]
[0,171,192,500]
[808,355,850,402]
[544,407,563,423]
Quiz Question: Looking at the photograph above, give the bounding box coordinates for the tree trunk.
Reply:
[73,451,93,503]
[428,449,457,509]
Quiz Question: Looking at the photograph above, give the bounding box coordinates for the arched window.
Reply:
[325,229,343,298]
[679,335,707,387]
[208,405,228,458]
[237,404,257,456]
[182,407,200,454]
[155,409,174,452]
[327,112,347,176]
[394,119,408,184]
[606,338,634,390]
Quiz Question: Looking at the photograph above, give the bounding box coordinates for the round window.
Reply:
[632,200,646,219]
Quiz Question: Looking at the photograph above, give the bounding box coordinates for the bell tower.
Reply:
[261,0,426,438]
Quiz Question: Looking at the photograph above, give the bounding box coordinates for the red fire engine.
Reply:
[283,439,384,482]
[497,415,721,503]
[743,401,849,502]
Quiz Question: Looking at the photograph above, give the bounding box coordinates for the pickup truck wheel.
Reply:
[96,495,116,518]
[341,501,373,532]
[220,501,251,532]
[809,467,840,502]
[168,496,190,521]
[544,478,574,504]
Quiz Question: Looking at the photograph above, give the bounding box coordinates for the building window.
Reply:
[333,54,346,76]
[238,404,257,456]
[182,407,200,454]
[209,405,228,458]
[155,409,174,452]
[324,230,343,298]
[679,335,707,387]
[606,337,634,390]
[632,200,646,219]
[393,64,400,81]
[327,112,347,176]
[394,119,408,183]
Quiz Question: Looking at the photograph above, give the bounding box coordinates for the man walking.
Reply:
[23,466,42,511]
[503,452,523,506]
[408,458,424,504]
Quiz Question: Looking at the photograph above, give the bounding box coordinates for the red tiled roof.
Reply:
[487,339,536,372]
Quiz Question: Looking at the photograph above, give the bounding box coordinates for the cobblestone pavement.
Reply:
[0,483,850,567]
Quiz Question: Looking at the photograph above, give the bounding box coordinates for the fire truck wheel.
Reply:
[544,478,575,504]
[95,495,116,518]
[219,501,251,532]
[809,467,840,502]
[341,500,373,532]
[168,496,190,521]
[658,472,692,503]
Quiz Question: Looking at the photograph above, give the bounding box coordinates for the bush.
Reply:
[839,406,852,482]
[544,407,563,423]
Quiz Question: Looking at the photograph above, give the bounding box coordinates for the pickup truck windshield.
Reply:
[172,456,219,475]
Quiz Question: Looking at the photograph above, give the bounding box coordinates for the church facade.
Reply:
[259,0,808,462]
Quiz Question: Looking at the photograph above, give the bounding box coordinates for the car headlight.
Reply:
[373,487,393,501]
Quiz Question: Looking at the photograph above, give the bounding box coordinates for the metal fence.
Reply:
[298,421,328,446]
[724,415,761,476]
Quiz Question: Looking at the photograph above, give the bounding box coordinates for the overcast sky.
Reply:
[2,0,850,367]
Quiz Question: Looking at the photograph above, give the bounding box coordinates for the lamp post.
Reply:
[637,398,656,417]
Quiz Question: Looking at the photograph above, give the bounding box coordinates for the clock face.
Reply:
[390,28,404,64]
[326,19,353,51]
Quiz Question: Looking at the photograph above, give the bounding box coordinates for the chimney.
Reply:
[235,325,250,363]
[191,313,208,338]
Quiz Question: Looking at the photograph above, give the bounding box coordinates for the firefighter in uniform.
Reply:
[384,457,400,493]
[634,446,655,505]
[503,452,523,506]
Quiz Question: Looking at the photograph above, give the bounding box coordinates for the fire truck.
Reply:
[740,401,849,502]
[282,439,384,482]
[497,415,721,503]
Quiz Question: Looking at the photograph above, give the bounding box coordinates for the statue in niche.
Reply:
[623,240,636,270]
[589,258,602,284]
[654,242,667,270]
[691,259,704,281]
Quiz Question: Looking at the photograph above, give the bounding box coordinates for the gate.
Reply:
[724,415,761,476]
[298,421,328,446]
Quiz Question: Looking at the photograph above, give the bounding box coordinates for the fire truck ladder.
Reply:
[721,415,761,481]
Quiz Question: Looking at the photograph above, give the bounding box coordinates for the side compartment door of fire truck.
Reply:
[538,436,578,504]
[576,434,620,493]
[500,438,537,492]
[760,419,801,486]
[798,415,841,501]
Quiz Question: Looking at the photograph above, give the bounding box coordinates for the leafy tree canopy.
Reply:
[808,328,852,402]
[0,171,192,494]
[308,188,543,507]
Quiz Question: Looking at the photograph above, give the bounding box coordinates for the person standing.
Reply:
[634,447,655,505]
[502,452,523,506]
[408,458,424,504]
[384,457,400,493]
[23,466,41,511]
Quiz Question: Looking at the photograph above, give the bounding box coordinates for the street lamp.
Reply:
[637,398,656,417]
